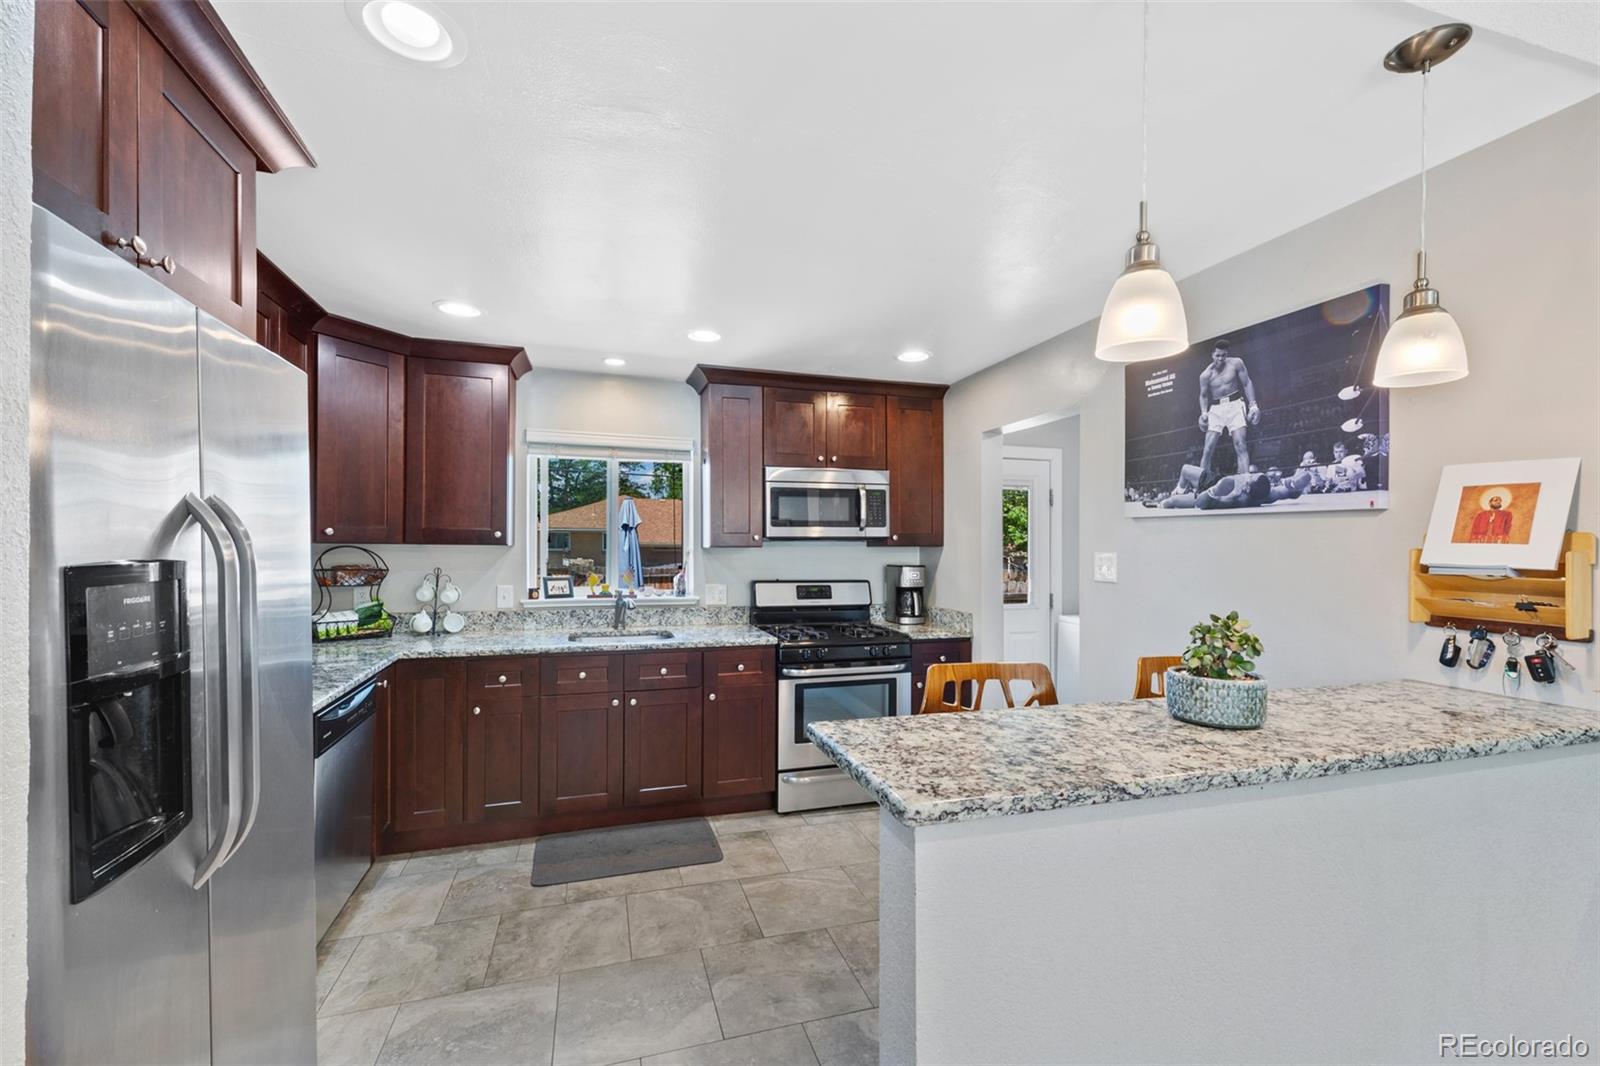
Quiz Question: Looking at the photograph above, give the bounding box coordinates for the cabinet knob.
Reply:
[498,674,507,683]
[612,698,620,707]
[752,533,760,542]
[659,666,669,676]
[708,692,717,701]
[816,455,824,462]
[379,679,388,688]
[892,535,899,542]
[493,531,502,539]
[737,663,745,671]
[472,706,481,715]
[578,670,587,679]
[629,697,638,706]
[106,233,148,256]
[831,455,838,462]
[323,527,334,536]
[916,681,924,690]
[140,253,176,274]
[939,655,948,662]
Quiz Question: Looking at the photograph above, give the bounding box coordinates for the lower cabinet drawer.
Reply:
[541,654,623,696]
[624,650,702,691]
[703,646,774,688]
[467,657,533,699]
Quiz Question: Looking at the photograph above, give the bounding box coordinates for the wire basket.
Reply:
[314,545,390,587]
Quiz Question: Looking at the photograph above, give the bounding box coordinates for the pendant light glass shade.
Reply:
[1372,307,1467,387]
[1095,254,1189,363]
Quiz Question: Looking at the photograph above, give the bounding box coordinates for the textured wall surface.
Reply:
[0,1,34,1059]
[939,97,1600,708]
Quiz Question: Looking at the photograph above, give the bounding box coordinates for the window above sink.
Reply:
[525,431,696,606]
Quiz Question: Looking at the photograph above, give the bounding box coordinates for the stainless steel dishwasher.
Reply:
[313,679,378,940]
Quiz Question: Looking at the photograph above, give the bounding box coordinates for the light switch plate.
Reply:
[1092,552,1118,583]
[704,583,728,606]
[496,584,515,608]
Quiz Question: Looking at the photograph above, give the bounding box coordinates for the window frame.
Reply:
[524,431,696,605]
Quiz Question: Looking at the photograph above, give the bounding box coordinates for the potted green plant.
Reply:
[1166,611,1268,729]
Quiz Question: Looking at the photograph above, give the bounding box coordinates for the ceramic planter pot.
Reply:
[1164,668,1267,729]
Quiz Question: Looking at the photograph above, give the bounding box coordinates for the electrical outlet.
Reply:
[704,583,727,606]
[1093,552,1118,583]
[496,584,515,608]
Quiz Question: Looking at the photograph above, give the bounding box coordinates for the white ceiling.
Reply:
[217,1,1598,384]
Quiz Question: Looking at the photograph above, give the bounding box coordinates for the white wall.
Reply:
[1004,416,1081,614]
[0,2,32,1059]
[940,97,1600,707]
[353,369,924,612]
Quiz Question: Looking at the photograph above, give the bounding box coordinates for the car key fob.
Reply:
[1438,629,1461,668]
[1524,652,1556,684]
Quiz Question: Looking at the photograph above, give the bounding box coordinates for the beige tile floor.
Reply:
[317,807,881,1066]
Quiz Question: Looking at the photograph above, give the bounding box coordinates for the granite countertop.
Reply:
[806,680,1600,827]
[313,625,775,712]
[879,621,972,641]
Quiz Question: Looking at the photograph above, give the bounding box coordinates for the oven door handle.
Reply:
[782,663,910,678]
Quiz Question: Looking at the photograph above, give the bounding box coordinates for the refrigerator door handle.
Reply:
[188,492,244,889]
[208,495,262,862]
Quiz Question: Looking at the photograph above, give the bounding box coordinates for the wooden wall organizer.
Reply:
[1409,531,1595,642]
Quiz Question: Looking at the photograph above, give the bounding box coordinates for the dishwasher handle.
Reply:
[314,681,378,758]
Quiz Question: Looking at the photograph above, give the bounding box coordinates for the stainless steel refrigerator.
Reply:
[26,205,317,1063]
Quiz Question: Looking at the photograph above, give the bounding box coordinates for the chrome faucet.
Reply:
[612,588,635,630]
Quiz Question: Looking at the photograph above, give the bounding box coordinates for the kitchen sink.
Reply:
[566,630,676,643]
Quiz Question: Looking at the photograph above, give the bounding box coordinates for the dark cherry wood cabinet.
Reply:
[763,387,830,468]
[701,383,765,547]
[624,689,703,808]
[32,0,314,335]
[391,658,465,834]
[691,366,947,546]
[256,255,322,372]
[702,683,776,799]
[134,22,257,336]
[31,0,138,250]
[313,335,406,544]
[882,393,944,546]
[405,359,513,545]
[912,638,973,708]
[827,391,888,469]
[539,693,625,817]
[465,694,538,824]
[371,670,392,849]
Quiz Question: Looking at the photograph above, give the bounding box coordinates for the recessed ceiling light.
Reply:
[351,1,465,66]
[897,349,931,363]
[433,299,481,318]
[687,329,722,344]
[604,357,627,367]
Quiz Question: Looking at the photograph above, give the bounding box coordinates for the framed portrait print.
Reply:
[542,575,575,599]
[1421,458,1581,570]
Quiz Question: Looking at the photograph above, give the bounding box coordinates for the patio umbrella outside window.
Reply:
[617,496,644,590]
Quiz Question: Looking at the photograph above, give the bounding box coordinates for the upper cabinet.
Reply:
[689,366,947,547]
[883,393,944,546]
[405,359,513,545]
[313,335,406,544]
[31,0,315,336]
[761,388,887,470]
[310,318,529,545]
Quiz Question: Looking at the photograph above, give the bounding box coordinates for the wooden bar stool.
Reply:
[918,662,1058,713]
[1133,656,1183,699]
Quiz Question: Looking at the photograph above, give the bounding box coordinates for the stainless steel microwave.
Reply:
[764,467,890,539]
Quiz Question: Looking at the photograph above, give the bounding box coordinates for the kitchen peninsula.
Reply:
[808,681,1600,1065]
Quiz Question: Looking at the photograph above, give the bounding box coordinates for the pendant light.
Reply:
[1095,0,1188,363]
[1373,23,1472,388]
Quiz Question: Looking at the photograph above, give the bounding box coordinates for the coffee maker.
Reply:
[886,564,928,625]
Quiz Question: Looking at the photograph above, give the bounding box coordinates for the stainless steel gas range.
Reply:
[752,580,913,812]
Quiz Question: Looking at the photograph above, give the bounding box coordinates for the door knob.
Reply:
[323,527,334,536]
[472,706,481,715]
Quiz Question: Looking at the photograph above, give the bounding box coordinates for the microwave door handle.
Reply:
[208,496,261,862]
[858,486,867,531]
[186,493,243,889]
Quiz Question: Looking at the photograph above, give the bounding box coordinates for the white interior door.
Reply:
[1001,455,1053,676]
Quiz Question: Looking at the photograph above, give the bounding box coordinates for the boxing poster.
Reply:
[1124,285,1390,517]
